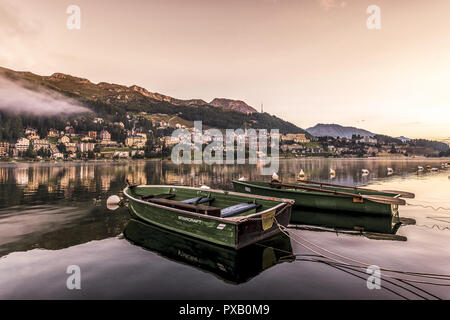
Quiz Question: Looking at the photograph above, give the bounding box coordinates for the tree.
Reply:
[58,143,67,154]
[24,142,36,158]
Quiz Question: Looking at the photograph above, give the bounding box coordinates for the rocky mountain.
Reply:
[307,123,375,139]
[210,98,257,114]
[0,67,257,113]
[0,66,306,134]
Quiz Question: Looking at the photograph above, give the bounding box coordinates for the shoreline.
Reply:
[0,156,449,168]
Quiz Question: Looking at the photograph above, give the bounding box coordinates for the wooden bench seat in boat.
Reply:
[145,196,262,219]
[141,193,176,201]
[182,196,215,205]
[221,202,262,218]
[147,197,222,217]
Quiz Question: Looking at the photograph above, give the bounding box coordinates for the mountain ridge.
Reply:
[0,66,257,113]
[0,66,306,135]
[307,123,375,139]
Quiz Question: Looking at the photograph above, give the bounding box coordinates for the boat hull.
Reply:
[123,219,294,284]
[232,181,396,216]
[290,208,401,234]
[125,186,293,249]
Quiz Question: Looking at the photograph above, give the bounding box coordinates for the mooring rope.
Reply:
[406,203,450,212]
[416,224,450,231]
[256,229,443,299]
[274,218,450,286]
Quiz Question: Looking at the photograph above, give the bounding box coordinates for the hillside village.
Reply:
[0,111,448,161]
[1,66,448,161]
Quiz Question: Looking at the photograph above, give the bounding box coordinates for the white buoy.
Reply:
[387,168,394,175]
[362,169,369,176]
[106,195,121,211]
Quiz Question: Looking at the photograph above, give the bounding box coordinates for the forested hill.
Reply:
[0,66,307,138]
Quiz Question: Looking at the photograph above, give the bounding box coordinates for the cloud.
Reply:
[0,1,39,36]
[0,1,41,68]
[0,76,91,116]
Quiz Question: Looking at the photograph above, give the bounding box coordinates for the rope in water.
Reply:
[274,218,450,285]
[255,235,442,299]
[276,251,441,299]
[416,224,450,231]
[406,203,450,212]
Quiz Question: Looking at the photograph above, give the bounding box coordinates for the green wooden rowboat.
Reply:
[123,219,294,284]
[290,208,402,234]
[123,185,294,249]
[232,180,410,216]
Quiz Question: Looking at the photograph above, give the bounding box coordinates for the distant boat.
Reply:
[272,172,279,181]
[430,167,439,172]
[238,176,245,181]
[232,180,410,216]
[387,168,394,175]
[297,169,306,181]
[418,166,424,172]
[329,168,336,177]
[362,169,370,175]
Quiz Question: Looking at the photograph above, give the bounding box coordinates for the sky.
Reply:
[0,0,449,139]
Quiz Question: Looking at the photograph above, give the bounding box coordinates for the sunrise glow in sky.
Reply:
[1,0,449,140]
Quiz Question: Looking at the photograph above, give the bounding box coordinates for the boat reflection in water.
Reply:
[123,219,295,284]
[291,209,402,235]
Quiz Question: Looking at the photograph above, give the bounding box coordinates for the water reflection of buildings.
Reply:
[80,165,97,192]
[59,166,77,190]
[0,168,8,184]
[100,172,112,192]
[3,159,442,204]
[126,170,147,186]
[14,168,29,186]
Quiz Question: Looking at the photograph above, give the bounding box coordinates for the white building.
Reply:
[15,138,30,152]
[78,143,95,153]
[358,136,378,145]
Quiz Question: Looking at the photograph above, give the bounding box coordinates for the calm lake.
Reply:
[0,158,449,299]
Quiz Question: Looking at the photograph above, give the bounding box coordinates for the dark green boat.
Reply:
[123,185,293,249]
[232,180,411,216]
[123,219,294,284]
[290,208,402,234]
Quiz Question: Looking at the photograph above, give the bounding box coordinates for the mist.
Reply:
[0,76,91,116]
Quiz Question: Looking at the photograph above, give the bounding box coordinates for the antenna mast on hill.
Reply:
[261,102,264,113]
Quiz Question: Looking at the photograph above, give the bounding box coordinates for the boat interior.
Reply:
[126,186,284,219]
[244,181,400,197]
